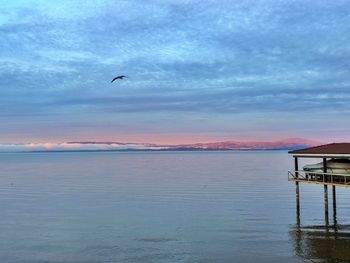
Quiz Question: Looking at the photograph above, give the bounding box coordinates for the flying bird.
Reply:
[111,75,127,83]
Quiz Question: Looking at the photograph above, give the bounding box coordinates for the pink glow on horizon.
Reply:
[0,137,324,153]
[4,125,348,145]
[12,133,326,146]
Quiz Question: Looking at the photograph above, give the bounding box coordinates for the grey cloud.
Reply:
[1,0,350,139]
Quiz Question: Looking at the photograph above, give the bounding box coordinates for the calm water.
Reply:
[1,151,350,263]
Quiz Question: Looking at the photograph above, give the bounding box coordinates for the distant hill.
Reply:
[176,138,320,150]
[0,138,321,152]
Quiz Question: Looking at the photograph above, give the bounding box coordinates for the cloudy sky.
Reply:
[1,0,350,143]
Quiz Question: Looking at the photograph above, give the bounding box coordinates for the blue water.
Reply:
[1,151,350,262]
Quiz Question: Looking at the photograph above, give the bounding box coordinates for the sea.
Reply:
[1,151,350,263]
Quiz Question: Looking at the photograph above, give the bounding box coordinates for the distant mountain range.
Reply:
[0,138,321,152]
[172,138,320,150]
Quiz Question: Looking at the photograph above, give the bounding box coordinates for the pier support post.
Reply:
[324,185,329,225]
[323,158,329,225]
[296,182,300,224]
[333,186,337,224]
[323,158,327,182]
[294,157,300,215]
[294,157,299,178]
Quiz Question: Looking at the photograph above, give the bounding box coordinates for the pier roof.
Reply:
[289,143,350,158]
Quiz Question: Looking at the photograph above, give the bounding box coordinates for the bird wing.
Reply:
[111,75,127,82]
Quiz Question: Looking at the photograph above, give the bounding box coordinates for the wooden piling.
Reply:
[294,157,299,178]
[333,186,337,224]
[323,158,329,225]
[294,157,300,213]
[324,185,329,225]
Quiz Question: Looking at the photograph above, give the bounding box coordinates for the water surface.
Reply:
[1,151,350,262]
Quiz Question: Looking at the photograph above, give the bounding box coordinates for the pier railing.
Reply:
[288,170,350,187]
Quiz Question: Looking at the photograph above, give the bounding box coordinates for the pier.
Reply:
[288,143,350,223]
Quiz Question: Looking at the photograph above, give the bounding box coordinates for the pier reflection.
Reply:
[290,222,350,262]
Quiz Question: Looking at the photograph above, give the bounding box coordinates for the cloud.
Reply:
[0,142,168,152]
[1,0,350,141]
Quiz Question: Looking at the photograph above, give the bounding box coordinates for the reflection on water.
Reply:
[292,194,350,263]
[2,151,350,262]
[290,223,350,263]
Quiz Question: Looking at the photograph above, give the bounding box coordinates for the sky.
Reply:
[1,0,350,144]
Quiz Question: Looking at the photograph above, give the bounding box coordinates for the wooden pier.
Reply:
[288,143,350,223]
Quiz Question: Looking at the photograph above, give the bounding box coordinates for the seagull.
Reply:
[111,75,127,83]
